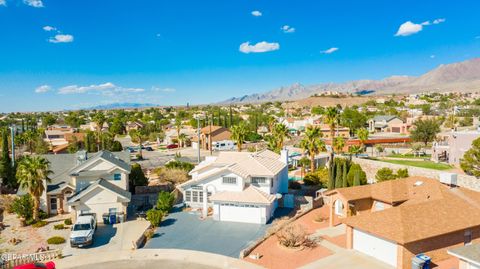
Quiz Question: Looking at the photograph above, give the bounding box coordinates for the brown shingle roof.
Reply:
[340,178,480,244]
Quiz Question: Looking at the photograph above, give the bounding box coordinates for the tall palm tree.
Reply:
[129,129,147,159]
[333,136,346,153]
[178,133,187,148]
[323,107,340,163]
[356,128,369,152]
[16,156,52,221]
[272,123,290,151]
[299,126,325,171]
[231,122,248,152]
[175,117,182,143]
[92,112,106,151]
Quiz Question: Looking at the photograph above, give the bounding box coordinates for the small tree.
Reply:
[375,167,396,182]
[328,162,335,190]
[146,209,164,227]
[353,170,361,186]
[276,224,315,248]
[342,161,348,187]
[129,163,148,193]
[396,168,409,178]
[346,163,367,186]
[411,119,441,146]
[11,194,33,220]
[156,191,175,213]
[334,160,342,188]
[461,137,480,177]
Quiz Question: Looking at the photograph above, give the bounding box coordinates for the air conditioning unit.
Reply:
[440,173,457,186]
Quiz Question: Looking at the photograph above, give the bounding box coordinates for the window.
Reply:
[207,192,212,202]
[222,177,237,184]
[50,197,57,210]
[191,185,202,190]
[334,200,344,216]
[114,174,121,181]
[185,191,191,202]
[251,177,266,184]
[199,191,204,203]
[192,191,198,202]
[465,230,472,245]
[374,201,385,212]
[109,208,117,214]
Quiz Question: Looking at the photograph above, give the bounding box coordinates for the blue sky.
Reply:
[0,0,479,112]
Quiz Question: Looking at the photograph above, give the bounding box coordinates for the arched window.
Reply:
[334,199,344,216]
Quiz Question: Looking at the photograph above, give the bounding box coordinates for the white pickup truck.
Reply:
[69,214,96,248]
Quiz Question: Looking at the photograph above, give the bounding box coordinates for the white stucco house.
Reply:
[19,150,132,222]
[178,149,289,224]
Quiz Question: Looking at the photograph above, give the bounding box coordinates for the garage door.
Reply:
[219,204,264,224]
[353,229,397,267]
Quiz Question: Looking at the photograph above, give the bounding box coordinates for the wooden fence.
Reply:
[0,249,61,269]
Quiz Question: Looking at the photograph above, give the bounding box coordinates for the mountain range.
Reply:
[221,58,480,104]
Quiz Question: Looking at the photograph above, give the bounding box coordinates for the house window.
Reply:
[192,191,198,202]
[251,177,266,184]
[334,200,344,216]
[114,174,121,181]
[109,208,117,214]
[222,177,237,184]
[199,191,204,203]
[464,230,472,245]
[50,197,57,210]
[185,191,191,202]
[374,201,385,212]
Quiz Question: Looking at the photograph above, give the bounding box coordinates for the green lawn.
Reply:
[376,159,452,170]
[386,153,432,159]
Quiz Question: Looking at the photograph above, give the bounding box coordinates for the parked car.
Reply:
[144,146,154,151]
[13,262,55,269]
[135,204,153,219]
[166,144,178,149]
[70,214,96,248]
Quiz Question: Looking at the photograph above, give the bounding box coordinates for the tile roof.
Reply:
[338,177,480,244]
[68,178,131,204]
[209,185,276,205]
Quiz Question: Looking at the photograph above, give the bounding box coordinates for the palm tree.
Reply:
[178,133,187,148]
[16,156,52,221]
[333,136,346,153]
[231,122,248,152]
[272,123,290,151]
[24,130,38,154]
[129,129,147,159]
[92,113,106,151]
[299,126,325,171]
[356,128,369,152]
[174,117,182,143]
[323,107,339,162]
[348,145,363,157]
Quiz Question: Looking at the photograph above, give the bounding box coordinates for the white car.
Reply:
[70,214,96,248]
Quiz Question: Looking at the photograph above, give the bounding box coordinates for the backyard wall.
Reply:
[353,158,480,191]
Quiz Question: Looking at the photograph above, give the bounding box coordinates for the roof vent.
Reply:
[414,181,424,186]
[440,173,457,187]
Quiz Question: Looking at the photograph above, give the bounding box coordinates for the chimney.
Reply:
[280,149,289,165]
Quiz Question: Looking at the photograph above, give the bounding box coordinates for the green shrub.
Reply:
[47,236,66,245]
[396,168,409,178]
[54,224,65,230]
[11,194,33,220]
[32,220,47,228]
[288,180,301,190]
[165,160,194,172]
[146,209,164,227]
[346,164,367,186]
[376,168,396,182]
[64,218,72,225]
[156,191,175,213]
[303,168,329,187]
[144,228,155,240]
[39,210,48,220]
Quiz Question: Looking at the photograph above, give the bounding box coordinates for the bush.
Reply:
[396,168,409,178]
[276,224,316,248]
[47,236,66,245]
[346,164,367,186]
[11,194,33,220]
[152,167,189,185]
[156,191,175,213]
[39,210,48,220]
[64,218,72,225]
[303,168,329,187]
[165,160,194,172]
[288,180,301,190]
[0,195,16,213]
[32,220,47,228]
[146,209,164,227]
[375,168,396,182]
[54,224,65,230]
[144,228,155,240]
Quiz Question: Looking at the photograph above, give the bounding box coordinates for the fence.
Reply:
[1,249,61,269]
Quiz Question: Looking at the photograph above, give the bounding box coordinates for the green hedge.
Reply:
[47,236,66,245]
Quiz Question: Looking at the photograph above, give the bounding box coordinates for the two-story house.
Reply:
[178,149,289,224]
[21,150,132,222]
[368,115,411,134]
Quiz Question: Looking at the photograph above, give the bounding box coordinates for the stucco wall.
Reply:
[353,158,480,191]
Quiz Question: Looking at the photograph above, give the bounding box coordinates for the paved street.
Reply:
[144,208,270,258]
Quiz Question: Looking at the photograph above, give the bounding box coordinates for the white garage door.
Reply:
[353,229,397,267]
[219,204,264,224]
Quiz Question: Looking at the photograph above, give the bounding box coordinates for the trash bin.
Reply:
[102,213,109,225]
[412,257,425,269]
[416,254,431,269]
[118,213,125,223]
[109,214,117,224]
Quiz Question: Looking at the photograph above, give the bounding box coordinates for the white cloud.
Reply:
[281,25,295,33]
[395,21,424,36]
[321,47,339,54]
[23,0,43,8]
[49,34,74,43]
[0,0,6,7]
[251,10,262,17]
[153,87,176,93]
[430,55,436,59]
[395,18,446,37]
[35,85,51,93]
[43,26,56,32]
[58,82,145,96]
[239,41,279,54]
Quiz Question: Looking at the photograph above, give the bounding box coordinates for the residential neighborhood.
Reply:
[2,1,480,269]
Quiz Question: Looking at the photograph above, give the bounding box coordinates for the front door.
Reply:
[50,197,58,215]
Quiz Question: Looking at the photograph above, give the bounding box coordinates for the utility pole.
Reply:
[9,126,15,167]
[197,116,201,163]
[209,117,213,156]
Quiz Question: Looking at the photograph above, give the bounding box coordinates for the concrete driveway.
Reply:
[300,249,394,269]
[144,209,271,258]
